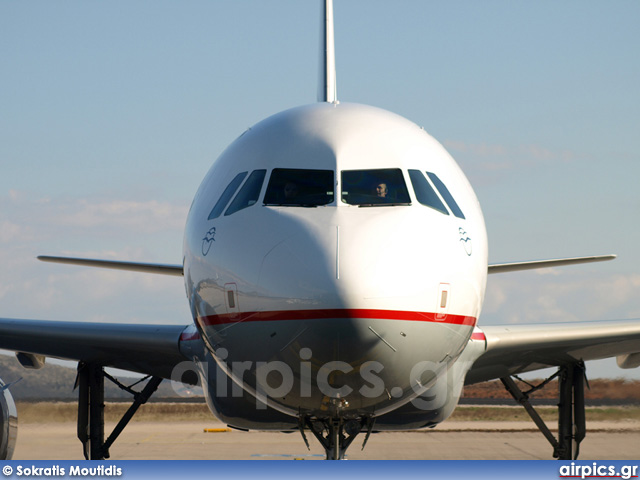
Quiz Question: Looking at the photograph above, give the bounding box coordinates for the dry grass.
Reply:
[17,402,212,424]
[16,402,640,425]
[450,406,640,422]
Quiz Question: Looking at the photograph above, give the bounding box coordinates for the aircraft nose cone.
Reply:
[243,209,463,416]
[199,208,473,418]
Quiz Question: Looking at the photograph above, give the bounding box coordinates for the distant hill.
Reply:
[0,353,203,400]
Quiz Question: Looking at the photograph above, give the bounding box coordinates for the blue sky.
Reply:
[1,1,639,379]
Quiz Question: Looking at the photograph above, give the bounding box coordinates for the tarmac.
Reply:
[12,420,640,460]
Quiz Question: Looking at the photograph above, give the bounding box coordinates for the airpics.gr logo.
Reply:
[202,227,217,256]
[459,227,472,256]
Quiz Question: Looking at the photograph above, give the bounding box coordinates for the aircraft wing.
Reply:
[466,319,640,385]
[0,318,195,382]
[488,254,616,274]
[37,256,183,276]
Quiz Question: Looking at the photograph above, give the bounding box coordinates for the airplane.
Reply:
[1,0,640,461]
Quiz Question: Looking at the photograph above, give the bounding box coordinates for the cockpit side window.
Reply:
[263,169,334,206]
[224,169,267,216]
[208,172,247,220]
[341,168,411,206]
[408,170,449,215]
[426,172,465,219]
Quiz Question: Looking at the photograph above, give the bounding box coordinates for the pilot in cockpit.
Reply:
[375,182,388,199]
[283,182,299,203]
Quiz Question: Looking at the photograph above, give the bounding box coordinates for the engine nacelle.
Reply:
[0,379,18,460]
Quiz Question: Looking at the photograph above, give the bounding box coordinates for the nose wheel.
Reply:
[299,416,375,460]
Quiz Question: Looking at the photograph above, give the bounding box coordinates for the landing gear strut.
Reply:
[299,416,375,460]
[500,362,587,460]
[76,362,163,460]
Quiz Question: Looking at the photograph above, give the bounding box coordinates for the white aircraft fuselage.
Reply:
[183,102,488,429]
[0,0,632,462]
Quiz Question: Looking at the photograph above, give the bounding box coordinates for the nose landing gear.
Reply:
[298,416,375,460]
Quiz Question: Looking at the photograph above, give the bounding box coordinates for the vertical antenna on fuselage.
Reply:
[318,0,338,103]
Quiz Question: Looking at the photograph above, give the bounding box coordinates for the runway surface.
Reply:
[13,420,640,460]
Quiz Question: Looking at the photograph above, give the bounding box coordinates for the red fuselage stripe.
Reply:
[198,309,477,326]
[470,331,486,341]
[180,331,202,341]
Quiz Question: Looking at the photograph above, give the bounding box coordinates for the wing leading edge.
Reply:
[0,318,195,382]
[466,319,640,385]
[488,254,616,274]
[37,256,183,276]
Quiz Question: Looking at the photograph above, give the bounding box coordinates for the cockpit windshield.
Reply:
[341,168,411,206]
[263,168,334,206]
